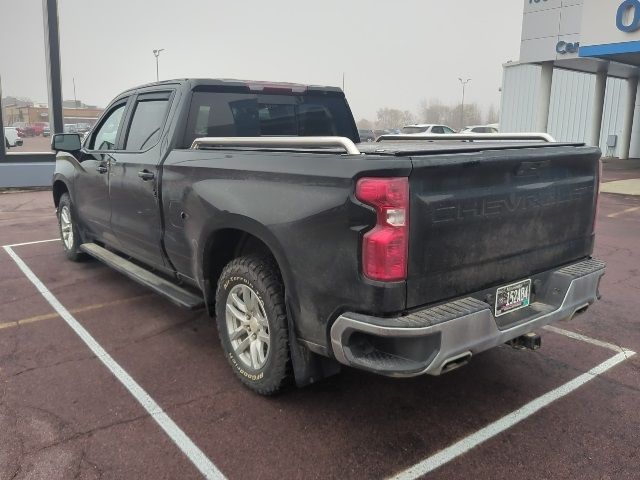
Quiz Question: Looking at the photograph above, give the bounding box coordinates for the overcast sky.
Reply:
[0,0,523,120]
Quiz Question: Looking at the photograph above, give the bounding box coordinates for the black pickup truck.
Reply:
[51,78,605,395]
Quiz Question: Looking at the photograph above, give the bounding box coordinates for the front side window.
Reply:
[91,103,126,151]
[125,96,171,151]
[431,126,445,134]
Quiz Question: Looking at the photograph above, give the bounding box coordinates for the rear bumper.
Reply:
[330,258,605,377]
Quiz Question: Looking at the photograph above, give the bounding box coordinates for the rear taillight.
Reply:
[356,177,409,282]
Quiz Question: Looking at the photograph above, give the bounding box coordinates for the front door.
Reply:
[107,91,173,269]
[74,100,129,245]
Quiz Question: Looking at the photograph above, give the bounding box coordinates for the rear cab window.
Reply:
[182,87,358,148]
[125,92,172,151]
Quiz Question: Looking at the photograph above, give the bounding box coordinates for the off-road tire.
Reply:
[215,254,291,395]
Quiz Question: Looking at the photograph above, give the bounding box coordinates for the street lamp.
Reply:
[153,49,165,82]
[458,77,471,130]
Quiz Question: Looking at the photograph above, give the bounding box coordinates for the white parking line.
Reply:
[4,238,59,248]
[543,325,630,354]
[6,237,635,480]
[3,245,226,480]
[607,205,640,218]
[389,350,635,480]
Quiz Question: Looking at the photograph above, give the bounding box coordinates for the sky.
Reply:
[0,0,523,121]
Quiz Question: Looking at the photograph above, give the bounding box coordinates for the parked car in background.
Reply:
[76,123,92,134]
[358,129,376,142]
[64,124,79,134]
[374,129,390,139]
[461,125,499,134]
[43,126,51,137]
[32,122,48,136]
[400,124,456,135]
[4,127,23,147]
[14,123,36,137]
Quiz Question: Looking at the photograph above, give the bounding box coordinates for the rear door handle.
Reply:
[138,170,155,181]
[97,165,108,174]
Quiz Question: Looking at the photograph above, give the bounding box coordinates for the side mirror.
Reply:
[52,133,82,152]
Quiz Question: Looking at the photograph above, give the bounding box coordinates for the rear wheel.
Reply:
[57,193,85,262]
[215,255,290,395]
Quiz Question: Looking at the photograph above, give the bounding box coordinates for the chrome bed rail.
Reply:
[377,133,556,143]
[191,136,362,155]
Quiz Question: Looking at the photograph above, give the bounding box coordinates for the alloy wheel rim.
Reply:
[225,284,270,370]
[60,206,74,250]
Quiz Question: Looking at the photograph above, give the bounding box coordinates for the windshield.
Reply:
[183,89,358,148]
[401,127,429,134]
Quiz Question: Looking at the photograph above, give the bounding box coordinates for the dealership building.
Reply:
[501,0,640,159]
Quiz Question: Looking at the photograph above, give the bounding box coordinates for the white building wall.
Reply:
[548,69,595,143]
[520,0,583,64]
[630,79,640,157]
[500,63,540,133]
[500,63,638,157]
[599,77,625,157]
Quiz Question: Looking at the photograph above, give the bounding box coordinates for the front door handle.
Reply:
[138,170,155,181]
[97,165,108,174]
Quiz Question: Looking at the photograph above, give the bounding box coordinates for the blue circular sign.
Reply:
[617,0,640,32]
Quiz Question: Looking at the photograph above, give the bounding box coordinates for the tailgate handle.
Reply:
[138,170,155,181]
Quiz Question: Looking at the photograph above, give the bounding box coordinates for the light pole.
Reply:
[458,77,471,130]
[153,49,165,82]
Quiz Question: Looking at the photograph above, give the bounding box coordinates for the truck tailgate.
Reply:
[406,145,601,308]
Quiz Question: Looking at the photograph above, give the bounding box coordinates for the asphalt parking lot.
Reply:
[1,165,639,480]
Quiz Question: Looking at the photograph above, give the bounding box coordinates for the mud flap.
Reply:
[286,302,341,387]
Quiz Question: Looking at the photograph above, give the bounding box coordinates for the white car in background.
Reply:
[4,127,23,148]
[400,124,456,135]
[461,125,500,134]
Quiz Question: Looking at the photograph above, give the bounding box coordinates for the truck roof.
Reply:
[120,78,344,95]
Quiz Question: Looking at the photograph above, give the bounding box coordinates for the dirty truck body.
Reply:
[52,79,605,394]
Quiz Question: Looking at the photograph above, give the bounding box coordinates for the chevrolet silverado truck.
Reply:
[51,78,605,395]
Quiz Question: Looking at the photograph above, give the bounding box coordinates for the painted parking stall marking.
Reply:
[5,237,635,480]
[607,205,640,218]
[4,237,60,248]
[388,326,636,480]
[3,241,227,480]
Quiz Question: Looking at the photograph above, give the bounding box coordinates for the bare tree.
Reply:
[485,104,499,125]
[375,108,415,130]
[357,118,374,129]
[419,99,449,124]
[419,99,482,130]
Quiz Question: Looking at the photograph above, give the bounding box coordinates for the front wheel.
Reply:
[215,255,291,395]
[57,193,85,262]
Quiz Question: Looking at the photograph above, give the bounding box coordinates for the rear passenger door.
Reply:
[108,91,173,269]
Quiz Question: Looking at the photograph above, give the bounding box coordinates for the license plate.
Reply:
[495,279,531,317]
